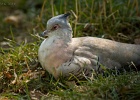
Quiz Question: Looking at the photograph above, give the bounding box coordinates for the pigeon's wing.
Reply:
[56,37,140,79]
[56,45,101,79]
[78,37,140,69]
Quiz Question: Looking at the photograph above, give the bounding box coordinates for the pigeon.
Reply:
[38,13,140,79]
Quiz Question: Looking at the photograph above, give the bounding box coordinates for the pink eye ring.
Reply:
[52,24,59,30]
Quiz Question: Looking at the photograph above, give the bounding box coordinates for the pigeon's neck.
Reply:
[53,28,73,43]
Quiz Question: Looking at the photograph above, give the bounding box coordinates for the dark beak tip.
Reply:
[40,32,45,37]
[40,30,49,38]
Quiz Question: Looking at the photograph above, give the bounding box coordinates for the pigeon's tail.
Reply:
[121,44,140,70]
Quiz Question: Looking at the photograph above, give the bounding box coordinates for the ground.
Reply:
[0,0,140,99]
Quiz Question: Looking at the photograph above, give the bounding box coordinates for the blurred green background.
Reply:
[0,0,140,99]
[0,0,140,47]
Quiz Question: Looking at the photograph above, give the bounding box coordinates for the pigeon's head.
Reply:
[42,13,72,38]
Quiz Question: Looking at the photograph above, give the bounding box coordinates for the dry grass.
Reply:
[0,0,140,99]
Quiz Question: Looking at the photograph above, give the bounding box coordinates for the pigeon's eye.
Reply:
[51,24,59,30]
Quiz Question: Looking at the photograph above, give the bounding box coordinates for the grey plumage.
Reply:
[38,13,140,79]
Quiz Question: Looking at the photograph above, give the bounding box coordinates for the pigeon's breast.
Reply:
[38,37,73,76]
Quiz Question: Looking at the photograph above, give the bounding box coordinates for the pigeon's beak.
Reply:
[41,30,49,38]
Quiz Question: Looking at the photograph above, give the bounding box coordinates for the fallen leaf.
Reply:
[3,71,12,79]
[134,38,140,44]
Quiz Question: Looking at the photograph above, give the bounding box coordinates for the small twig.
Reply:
[70,10,78,37]
[11,69,18,85]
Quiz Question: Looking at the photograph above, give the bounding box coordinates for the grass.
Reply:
[0,0,140,99]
